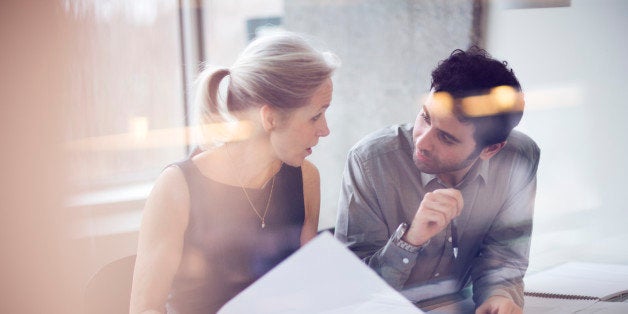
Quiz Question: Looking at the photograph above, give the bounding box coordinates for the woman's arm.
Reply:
[300,160,321,245]
[129,166,190,314]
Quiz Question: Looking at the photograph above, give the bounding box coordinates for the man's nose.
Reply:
[416,128,434,152]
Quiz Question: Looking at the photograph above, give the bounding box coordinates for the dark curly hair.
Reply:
[430,46,523,147]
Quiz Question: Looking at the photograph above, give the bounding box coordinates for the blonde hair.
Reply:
[192,32,340,148]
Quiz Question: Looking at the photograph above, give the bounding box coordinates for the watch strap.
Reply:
[392,223,422,253]
[394,237,422,253]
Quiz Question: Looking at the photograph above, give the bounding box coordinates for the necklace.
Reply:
[240,175,275,228]
[225,144,277,229]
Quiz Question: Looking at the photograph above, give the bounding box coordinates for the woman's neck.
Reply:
[222,139,282,189]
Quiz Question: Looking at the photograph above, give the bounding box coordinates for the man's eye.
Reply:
[420,112,431,124]
[439,133,455,145]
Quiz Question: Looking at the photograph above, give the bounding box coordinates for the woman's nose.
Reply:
[317,118,330,137]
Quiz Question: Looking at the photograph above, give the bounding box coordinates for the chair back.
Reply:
[84,255,136,314]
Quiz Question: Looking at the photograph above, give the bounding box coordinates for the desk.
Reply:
[422,298,475,314]
[414,289,475,314]
[522,296,628,313]
[419,294,628,314]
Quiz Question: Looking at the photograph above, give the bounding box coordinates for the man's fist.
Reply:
[403,188,463,246]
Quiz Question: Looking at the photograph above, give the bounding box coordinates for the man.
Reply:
[335,47,540,313]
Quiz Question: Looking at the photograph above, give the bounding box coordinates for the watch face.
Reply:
[395,223,407,240]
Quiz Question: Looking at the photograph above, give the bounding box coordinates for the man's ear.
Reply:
[259,104,276,132]
[479,141,506,161]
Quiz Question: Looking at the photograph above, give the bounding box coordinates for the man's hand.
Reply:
[476,296,522,314]
[403,188,463,246]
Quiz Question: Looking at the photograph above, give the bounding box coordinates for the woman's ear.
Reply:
[259,104,276,132]
[479,141,506,161]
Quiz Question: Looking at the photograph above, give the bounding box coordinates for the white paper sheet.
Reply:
[218,232,423,314]
[524,262,628,300]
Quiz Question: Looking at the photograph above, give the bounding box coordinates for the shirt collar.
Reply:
[420,158,489,189]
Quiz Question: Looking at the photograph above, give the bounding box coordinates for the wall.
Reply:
[284,0,628,268]
[284,0,479,228]
[485,0,628,270]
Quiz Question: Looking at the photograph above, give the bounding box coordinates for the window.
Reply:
[65,0,628,283]
[65,0,186,196]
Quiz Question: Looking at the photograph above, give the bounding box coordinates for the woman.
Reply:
[130,32,339,313]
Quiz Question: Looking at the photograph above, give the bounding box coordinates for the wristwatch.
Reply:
[391,222,422,253]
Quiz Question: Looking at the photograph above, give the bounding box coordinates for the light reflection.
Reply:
[193,119,255,148]
[421,85,581,116]
[430,91,454,118]
[523,84,583,110]
[460,86,524,117]
[66,121,254,151]
[81,86,581,151]
[129,116,149,141]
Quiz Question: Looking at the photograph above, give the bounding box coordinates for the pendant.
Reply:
[261,221,266,228]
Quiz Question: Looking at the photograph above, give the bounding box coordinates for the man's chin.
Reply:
[413,160,437,174]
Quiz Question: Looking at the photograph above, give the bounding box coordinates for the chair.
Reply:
[84,255,136,314]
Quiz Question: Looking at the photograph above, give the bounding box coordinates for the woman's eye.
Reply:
[312,113,322,121]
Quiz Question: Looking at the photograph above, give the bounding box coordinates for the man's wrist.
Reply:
[402,224,430,247]
[392,223,428,253]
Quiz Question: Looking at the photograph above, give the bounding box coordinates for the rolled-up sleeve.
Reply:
[335,150,417,289]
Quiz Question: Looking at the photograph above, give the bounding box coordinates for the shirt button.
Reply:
[435,273,440,277]
[448,236,452,243]
[402,258,410,264]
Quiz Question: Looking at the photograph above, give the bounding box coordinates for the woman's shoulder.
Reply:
[138,164,191,235]
[300,160,320,193]
[300,159,319,180]
[150,165,190,207]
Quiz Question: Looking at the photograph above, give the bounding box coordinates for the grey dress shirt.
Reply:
[335,123,540,307]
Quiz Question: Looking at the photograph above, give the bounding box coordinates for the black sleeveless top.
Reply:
[166,157,305,313]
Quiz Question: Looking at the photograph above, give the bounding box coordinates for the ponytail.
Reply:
[206,68,230,114]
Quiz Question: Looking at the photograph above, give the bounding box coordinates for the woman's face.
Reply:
[270,78,333,167]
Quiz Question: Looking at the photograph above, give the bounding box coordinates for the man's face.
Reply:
[412,92,482,184]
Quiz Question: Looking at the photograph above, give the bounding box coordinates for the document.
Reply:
[523,262,628,313]
[524,262,628,300]
[218,232,423,314]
